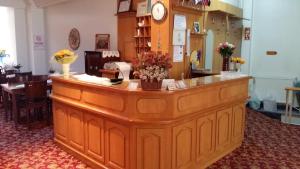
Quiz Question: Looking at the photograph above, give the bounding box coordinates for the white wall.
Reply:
[45,0,118,73]
[242,0,300,103]
[220,0,242,8]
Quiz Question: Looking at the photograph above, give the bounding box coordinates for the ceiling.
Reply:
[32,0,71,8]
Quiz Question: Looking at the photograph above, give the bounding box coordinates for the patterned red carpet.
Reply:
[0,109,300,169]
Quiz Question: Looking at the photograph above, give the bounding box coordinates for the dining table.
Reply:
[1,80,52,127]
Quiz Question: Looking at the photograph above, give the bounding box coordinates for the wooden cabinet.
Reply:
[105,121,130,169]
[53,103,68,143]
[84,113,105,163]
[85,51,102,76]
[68,108,84,152]
[137,129,168,169]
[172,121,196,169]
[216,108,232,152]
[232,104,246,143]
[196,112,216,164]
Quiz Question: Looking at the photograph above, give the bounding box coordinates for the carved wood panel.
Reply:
[196,112,216,163]
[105,122,130,169]
[137,129,167,169]
[68,108,84,152]
[53,103,68,143]
[216,108,232,152]
[172,121,196,169]
[84,113,105,163]
[232,104,245,143]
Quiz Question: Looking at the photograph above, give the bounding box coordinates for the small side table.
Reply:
[284,87,300,124]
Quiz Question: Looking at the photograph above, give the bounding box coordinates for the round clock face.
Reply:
[69,28,80,50]
[151,1,167,22]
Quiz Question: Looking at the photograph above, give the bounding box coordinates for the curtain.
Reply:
[0,6,16,66]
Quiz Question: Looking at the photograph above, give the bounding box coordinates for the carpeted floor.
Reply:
[0,109,299,169]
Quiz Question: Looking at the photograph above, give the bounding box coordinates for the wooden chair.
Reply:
[21,80,49,128]
[30,75,49,81]
[5,69,17,75]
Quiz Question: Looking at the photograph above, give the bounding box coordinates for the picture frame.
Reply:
[137,1,148,17]
[118,0,132,13]
[193,22,200,33]
[95,34,110,51]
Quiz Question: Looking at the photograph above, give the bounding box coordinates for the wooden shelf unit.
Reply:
[135,15,151,55]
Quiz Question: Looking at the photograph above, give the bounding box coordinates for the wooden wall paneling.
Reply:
[137,128,168,169]
[169,5,204,79]
[172,120,196,169]
[53,103,68,143]
[105,121,130,169]
[231,103,246,144]
[205,11,243,73]
[216,107,232,152]
[68,108,85,152]
[84,113,105,163]
[118,12,137,62]
[196,112,216,164]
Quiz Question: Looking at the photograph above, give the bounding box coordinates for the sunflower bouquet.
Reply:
[53,49,77,64]
[230,57,245,71]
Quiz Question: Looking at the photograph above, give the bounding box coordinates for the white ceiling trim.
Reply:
[32,0,71,8]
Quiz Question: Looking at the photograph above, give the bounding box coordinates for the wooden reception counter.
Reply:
[51,75,250,169]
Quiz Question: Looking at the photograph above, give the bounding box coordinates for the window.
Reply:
[0,6,16,66]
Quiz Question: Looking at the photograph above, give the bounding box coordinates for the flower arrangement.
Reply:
[217,42,235,57]
[52,49,78,76]
[230,57,245,64]
[0,49,6,57]
[230,57,245,71]
[53,49,77,64]
[133,51,172,82]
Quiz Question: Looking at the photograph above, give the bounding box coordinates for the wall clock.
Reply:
[69,28,80,50]
[151,1,167,22]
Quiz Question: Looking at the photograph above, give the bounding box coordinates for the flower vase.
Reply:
[222,56,230,71]
[62,63,70,77]
[235,63,241,72]
[141,79,162,91]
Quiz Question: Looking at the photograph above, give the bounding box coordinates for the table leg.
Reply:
[11,93,18,128]
[2,89,9,121]
[289,91,295,124]
[285,90,289,123]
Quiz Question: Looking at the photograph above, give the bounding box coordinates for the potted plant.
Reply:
[217,42,235,71]
[133,51,172,90]
[52,49,77,77]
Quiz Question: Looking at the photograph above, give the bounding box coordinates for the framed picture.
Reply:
[137,1,148,17]
[95,34,110,51]
[244,27,251,40]
[193,22,200,33]
[118,0,132,13]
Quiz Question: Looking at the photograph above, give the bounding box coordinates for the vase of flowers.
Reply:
[230,57,246,72]
[53,49,77,77]
[133,51,172,90]
[217,42,235,71]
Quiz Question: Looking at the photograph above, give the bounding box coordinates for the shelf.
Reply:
[190,32,207,37]
[172,4,206,14]
[136,25,151,28]
[115,11,136,17]
[134,36,151,38]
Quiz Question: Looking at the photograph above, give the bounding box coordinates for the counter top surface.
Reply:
[51,74,251,93]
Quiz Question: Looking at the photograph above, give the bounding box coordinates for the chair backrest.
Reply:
[5,69,16,75]
[8,76,27,84]
[16,71,32,77]
[25,80,47,101]
[0,74,7,84]
[30,75,49,81]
